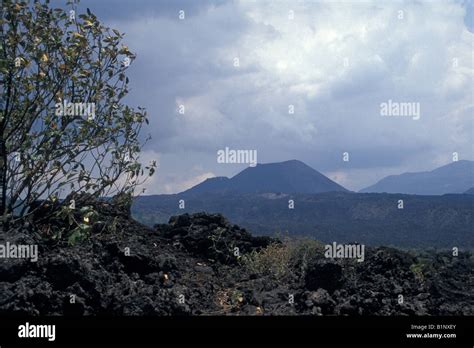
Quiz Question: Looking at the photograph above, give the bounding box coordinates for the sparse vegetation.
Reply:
[241,243,292,280]
[241,238,326,281]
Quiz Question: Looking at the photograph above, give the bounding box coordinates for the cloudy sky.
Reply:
[77,0,473,194]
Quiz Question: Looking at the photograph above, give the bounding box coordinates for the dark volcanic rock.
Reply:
[305,261,343,292]
[0,199,472,316]
[308,289,336,313]
[156,212,274,264]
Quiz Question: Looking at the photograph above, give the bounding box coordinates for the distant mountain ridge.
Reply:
[464,187,474,194]
[360,160,474,195]
[181,160,348,195]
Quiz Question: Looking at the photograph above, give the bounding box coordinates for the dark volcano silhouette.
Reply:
[181,160,348,195]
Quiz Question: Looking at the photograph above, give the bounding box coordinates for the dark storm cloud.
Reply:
[76,0,229,21]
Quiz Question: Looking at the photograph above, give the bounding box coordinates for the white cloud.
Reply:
[103,0,473,193]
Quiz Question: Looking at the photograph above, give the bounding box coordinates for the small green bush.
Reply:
[241,238,326,281]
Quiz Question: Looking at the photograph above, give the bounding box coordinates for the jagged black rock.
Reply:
[0,197,472,316]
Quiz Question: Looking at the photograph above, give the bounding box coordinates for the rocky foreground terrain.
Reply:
[0,196,473,316]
